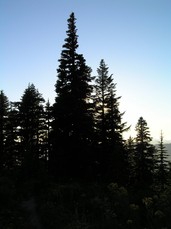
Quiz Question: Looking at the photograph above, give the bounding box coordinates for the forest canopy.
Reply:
[0,12,171,229]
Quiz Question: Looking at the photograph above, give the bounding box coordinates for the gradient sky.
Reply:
[1,0,171,142]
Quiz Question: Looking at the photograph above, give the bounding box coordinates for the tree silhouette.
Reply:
[43,100,53,171]
[134,117,155,189]
[52,12,94,180]
[125,136,136,186]
[156,131,169,191]
[94,59,114,146]
[0,90,10,170]
[1,11,171,229]
[4,102,20,169]
[18,84,45,177]
[93,60,129,182]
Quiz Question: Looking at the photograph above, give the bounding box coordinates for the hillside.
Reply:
[165,143,171,161]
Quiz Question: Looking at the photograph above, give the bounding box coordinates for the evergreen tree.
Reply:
[0,92,20,170]
[94,59,128,145]
[52,12,94,179]
[0,90,10,170]
[18,84,45,177]
[156,131,169,191]
[4,102,20,169]
[93,60,128,182]
[106,90,128,145]
[134,117,155,189]
[43,100,53,170]
[94,59,114,145]
[125,136,136,186]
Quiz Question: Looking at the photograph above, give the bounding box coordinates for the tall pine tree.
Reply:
[125,136,136,186]
[18,84,45,177]
[52,12,94,180]
[43,100,53,170]
[0,92,19,170]
[0,90,10,170]
[94,60,128,146]
[134,117,155,189]
[4,102,20,169]
[93,60,128,183]
[156,131,169,191]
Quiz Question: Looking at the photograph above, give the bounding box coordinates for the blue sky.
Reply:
[1,0,171,142]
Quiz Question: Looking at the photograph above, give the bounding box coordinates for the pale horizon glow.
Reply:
[1,0,171,143]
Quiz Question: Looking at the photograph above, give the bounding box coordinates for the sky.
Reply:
[1,0,171,143]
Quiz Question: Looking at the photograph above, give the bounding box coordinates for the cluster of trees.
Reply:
[0,12,171,228]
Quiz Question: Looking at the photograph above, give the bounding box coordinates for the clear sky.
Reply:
[1,0,171,142]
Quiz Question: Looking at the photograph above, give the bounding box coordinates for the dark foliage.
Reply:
[0,12,170,229]
[52,12,94,181]
[93,59,129,183]
[155,131,169,191]
[134,117,156,191]
[0,90,10,170]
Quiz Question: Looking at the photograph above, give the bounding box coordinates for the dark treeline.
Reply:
[0,12,171,229]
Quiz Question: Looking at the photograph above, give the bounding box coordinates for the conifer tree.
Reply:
[125,136,136,185]
[52,12,94,179]
[4,102,20,169]
[135,117,155,189]
[93,60,128,182]
[18,84,45,176]
[156,131,169,191]
[43,100,53,168]
[94,59,114,145]
[94,60,127,145]
[0,92,20,170]
[0,90,10,169]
